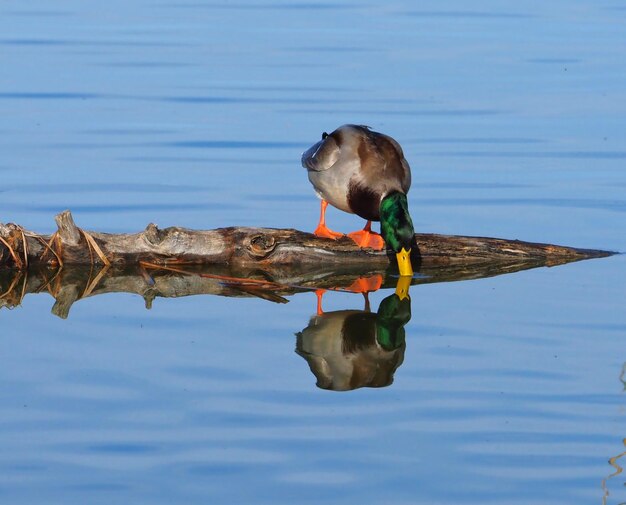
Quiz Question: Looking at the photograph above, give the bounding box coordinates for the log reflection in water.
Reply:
[0,255,589,318]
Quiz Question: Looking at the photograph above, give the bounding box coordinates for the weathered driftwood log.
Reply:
[0,209,617,317]
[0,210,615,271]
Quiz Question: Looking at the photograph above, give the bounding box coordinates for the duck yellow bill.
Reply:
[396,248,413,277]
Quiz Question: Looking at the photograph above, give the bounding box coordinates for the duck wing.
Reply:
[358,130,411,195]
[380,134,411,194]
[301,134,340,172]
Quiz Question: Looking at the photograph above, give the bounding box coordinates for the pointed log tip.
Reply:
[552,246,618,260]
[413,232,616,263]
[582,249,618,258]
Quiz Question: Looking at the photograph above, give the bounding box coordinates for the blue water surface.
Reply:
[0,1,625,504]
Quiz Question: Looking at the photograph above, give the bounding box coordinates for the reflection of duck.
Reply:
[296,277,411,391]
[301,124,415,276]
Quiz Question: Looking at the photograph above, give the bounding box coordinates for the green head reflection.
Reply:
[296,277,412,392]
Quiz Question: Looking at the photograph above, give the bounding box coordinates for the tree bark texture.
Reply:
[0,210,614,271]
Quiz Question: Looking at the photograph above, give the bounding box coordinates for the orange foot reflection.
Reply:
[346,274,383,294]
[315,289,326,315]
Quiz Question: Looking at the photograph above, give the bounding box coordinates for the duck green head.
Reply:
[379,192,415,277]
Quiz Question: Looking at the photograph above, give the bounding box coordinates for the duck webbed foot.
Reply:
[347,221,385,250]
[314,224,344,240]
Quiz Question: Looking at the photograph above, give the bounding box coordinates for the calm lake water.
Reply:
[1,1,625,504]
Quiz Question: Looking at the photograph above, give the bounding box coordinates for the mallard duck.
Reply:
[301,124,415,276]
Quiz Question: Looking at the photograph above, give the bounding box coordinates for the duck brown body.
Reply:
[301,124,411,221]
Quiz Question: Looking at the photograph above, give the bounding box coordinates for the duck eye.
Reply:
[322,132,328,139]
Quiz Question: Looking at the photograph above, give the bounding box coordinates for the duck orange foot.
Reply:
[347,222,385,250]
[313,200,344,240]
[314,223,344,240]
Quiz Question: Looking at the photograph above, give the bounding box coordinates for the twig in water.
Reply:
[0,271,23,300]
[82,264,110,298]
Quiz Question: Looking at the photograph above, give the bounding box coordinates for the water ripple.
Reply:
[166,140,306,149]
[0,92,98,100]
[427,150,626,159]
